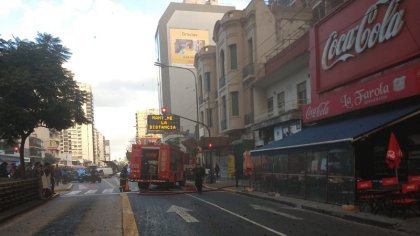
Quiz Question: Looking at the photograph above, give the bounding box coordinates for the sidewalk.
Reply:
[204,178,420,236]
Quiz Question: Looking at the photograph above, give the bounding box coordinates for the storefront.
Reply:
[250,0,420,205]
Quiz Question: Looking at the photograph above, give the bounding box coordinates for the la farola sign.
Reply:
[304,62,420,122]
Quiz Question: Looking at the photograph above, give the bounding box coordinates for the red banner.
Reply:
[385,132,403,169]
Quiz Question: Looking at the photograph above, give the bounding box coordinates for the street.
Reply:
[0,176,413,236]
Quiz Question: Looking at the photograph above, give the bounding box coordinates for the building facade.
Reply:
[155,1,234,139]
[252,0,420,205]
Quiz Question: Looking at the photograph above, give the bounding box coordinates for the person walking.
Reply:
[120,166,128,192]
[194,164,205,194]
[0,162,8,178]
[214,163,220,180]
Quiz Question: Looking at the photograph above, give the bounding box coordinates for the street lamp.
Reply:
[154,62,199,140]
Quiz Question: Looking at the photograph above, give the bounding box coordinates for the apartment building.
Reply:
[59,83,95,165]
[135,109,161,144]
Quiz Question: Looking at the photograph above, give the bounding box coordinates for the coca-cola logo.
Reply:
[322,0,405,70]
[305,101,330,119]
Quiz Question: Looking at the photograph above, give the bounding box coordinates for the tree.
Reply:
[44,153,57,165]
[0,33,90,177]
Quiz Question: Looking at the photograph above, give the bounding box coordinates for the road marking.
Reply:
[250,204,303,220]
[103,188,114,194]
[187,194,288,236]
[122,193,140,236]
[85,189,98,194]
[103,178,117,188]
[167,205,199,223]
[66,191,82,195]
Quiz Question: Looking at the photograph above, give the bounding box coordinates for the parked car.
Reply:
[97,167,113,178]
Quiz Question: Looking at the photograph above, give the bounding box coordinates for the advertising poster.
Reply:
[169,28,209,65]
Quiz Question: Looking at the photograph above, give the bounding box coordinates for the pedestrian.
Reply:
[49,164,56,194]
[55,165,62,186]
[193,164,205,194]
[0,162,9,178]
[215,163,220,180]
[120,166,128,192]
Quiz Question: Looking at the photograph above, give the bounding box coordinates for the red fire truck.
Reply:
[129,143,188,190]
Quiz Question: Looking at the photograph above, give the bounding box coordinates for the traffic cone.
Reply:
[124,181,129,192]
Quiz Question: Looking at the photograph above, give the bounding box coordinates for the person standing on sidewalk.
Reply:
[214,163,220,180]
[193,164,205,194]
[119,166,128,192]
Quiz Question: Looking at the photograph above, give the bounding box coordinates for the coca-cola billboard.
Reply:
[303,61,420,123]
[311,0,420,93]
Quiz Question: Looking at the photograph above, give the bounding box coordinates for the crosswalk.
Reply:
[63,188,121,196]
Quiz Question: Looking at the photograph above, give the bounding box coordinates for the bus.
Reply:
[129,143,187,190]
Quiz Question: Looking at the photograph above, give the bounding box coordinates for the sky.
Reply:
[0,0,250,161]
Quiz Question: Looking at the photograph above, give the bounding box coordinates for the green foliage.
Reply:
[44,153,56,165]
[0,33,90,174]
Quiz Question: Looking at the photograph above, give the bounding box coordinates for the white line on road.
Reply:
[167,205,199,223]
[250,204,303,220]
[103,178,118,188]
[84,189,98,194]
[66,191,82,195]
[186,194,288,236]
[103,188,114,194]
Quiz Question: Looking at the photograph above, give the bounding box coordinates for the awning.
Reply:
[252,104,420,154]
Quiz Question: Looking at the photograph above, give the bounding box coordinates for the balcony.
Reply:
[219,75,226,89]
[242,63,255,82]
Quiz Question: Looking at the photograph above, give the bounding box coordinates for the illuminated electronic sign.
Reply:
[147,115,180,132]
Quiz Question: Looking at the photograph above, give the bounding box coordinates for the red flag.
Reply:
[385,132,403,169]
[243,150,254,176]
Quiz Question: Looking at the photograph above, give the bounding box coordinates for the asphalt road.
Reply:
[130,189,411,236]
[0,177,413,236]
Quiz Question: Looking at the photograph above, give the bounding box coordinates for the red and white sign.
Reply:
[303,61,420,122]
[310,0,420,92]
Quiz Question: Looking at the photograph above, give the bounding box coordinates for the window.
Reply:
[220,50,225,77]
[297,81,307,108]
[207,108,213,128]
[277,91,285,113]
[247,38,254,63]
[229,44,237,70]
[267,97,273,114]
[231,91,239,116]
[205,72,211,92]
[198,75,203,98]
[222,96,227,120]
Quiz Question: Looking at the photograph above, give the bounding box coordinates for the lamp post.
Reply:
[154,62,199,140]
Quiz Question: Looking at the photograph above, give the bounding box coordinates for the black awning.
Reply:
[252,104,420,154]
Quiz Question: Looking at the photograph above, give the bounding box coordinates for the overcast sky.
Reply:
[1,0,249,161]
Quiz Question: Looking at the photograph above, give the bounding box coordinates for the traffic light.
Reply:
[208,143,213,149]
[13,144,19,153]
[161,107,168,114]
